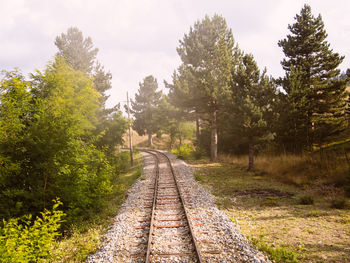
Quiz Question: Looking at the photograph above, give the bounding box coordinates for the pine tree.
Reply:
[166,65,201,146]
[55,27,114,120]
[230,54,276,171]
[176,14,239,161]
[55,27,98,75]
[130,75,162,147]
[278,4,348,151]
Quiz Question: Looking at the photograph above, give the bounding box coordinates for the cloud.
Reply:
[1,0,349,108]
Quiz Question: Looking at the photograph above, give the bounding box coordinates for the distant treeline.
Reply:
[130,4,349,171]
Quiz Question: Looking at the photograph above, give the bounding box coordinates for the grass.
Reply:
[123,129,170,150]
[52,153,143,262]
[249,236,299,263]
[218,151,349,187]
[188,158,350,263]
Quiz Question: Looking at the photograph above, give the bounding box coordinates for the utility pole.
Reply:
[127,92,134,166]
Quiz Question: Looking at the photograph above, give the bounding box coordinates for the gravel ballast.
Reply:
[87,151,270,263]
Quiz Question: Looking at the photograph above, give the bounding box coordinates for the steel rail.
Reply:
[144,150,159,263]
[142,149,203,263]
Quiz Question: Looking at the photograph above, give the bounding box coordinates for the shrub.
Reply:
[191,147,206,160]
[0,199,65,262]
[116,151,130,174]
[331,199,347,209]
[299,195,314,205]
[250,237,299,263]
[171,144,192,160]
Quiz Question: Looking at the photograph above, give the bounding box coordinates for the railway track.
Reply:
[88,149,270,263]
[140,149,203,263]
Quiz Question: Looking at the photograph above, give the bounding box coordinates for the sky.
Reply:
[1,0,349,109]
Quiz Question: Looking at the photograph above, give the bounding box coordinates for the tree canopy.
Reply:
[277,4,348,151]
[131,75,163,147]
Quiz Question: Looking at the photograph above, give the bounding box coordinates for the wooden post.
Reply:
[127,92,134,166]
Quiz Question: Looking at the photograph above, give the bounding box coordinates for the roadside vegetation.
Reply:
[52,152,142,262]
[0,28,135,262]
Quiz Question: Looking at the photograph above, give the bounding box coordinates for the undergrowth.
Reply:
[250,237,300,263]
[0,199,64,262]
[52,152,142,262]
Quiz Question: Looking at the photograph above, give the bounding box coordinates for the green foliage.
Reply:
[191,147,207,160]
[0,199,64,263]
[95,111,128,154]
[55,27,98,74]
[115,151,130,174]
[250,237,299,263]
[130,75,163,146]
[277,4,348,152]
[175,14,240,161]
[171,144,192,160]
[0,59,125,224]
[227,53,276,170]
[299,195,315,205]
[55,27,116,120]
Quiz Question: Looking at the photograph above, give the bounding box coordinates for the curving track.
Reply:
[141,149,203,263]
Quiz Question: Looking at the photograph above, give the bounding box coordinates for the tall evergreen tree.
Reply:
[278,4,348,151]
[55,27,98,75]
[177,14,240,161]
[55,27,113,119]
[130,75,162,147]
[229,54,276,171]
[165,65,201,145]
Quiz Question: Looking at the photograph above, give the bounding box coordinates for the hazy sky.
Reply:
[1,0,349,108]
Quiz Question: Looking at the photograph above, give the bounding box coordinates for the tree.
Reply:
[0,59,119,221]
[55,27,113,120]
[165,67,201,147]
[177,14,239,161]
[130,75,162,147]
[55,27,98,75]
[229,54,276,171]
[278,4,348,151]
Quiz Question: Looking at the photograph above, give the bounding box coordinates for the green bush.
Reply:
[299,195,314,205]
[191,147,206,160]
[250,237,299,263]
[0,199,65,262]
[171,144,192,160]
[116,151,130,174]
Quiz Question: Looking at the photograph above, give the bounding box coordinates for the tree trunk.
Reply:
[148,132,153,147]
[248,141,254,172]
[210,109,217,162]
[196,114,201,146]
[43,173,48,209]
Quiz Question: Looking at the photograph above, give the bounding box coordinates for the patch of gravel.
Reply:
[87,151,270,263]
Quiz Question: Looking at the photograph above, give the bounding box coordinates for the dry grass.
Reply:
[218,152,349,187]
[123,129,192,151]
[189,160,350,263]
